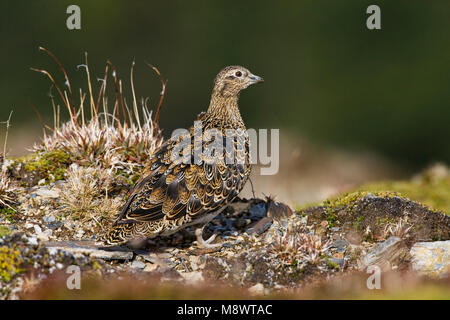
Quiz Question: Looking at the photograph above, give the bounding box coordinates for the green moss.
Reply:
[315,191,399,226]
[326,258,341,271]
[17,150,71,184]
[360,173,450,215]
[353,216,364,230]
[0,246,23,282]
[114,169,141,186]
[0,226,11,237]
[0,207,15,223]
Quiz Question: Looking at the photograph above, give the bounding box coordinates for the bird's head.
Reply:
[212,66,263,97]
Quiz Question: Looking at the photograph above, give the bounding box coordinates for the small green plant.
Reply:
[0,246,23,282]
[0,226,11,237]
[326,258,340,271]
[20,149,71,183]
[0,207,15,223]
[268,217,331,267]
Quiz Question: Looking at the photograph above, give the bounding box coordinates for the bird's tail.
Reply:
[101,222,135,245]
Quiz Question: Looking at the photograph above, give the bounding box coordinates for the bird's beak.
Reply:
[249,74,264,84]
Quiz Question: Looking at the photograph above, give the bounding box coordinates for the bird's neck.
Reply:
[207,91,244,127]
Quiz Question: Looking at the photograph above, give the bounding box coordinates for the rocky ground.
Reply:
[1,160,450,299]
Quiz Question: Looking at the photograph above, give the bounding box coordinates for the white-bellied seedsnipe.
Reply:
[102,66,263,247]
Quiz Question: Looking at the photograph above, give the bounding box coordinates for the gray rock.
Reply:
[246,217,273,235]
[131,260,146,269]
[331,238,349,253]
[47,221,63,230]
[358,236,409,271]
[249,203,267,219]
[43,215,56,223]
[27,236,38,246]
[410,240,450,278]
[35,188,60,199]
[43,241,133,261]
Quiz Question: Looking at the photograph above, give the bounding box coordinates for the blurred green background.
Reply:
[1,0,449,169]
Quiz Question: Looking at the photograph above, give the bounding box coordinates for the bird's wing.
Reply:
[114,123,250,225]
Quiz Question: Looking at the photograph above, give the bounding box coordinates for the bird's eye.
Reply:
[235,71,242,77]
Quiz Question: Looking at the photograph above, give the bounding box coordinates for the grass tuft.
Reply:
[60,164,122,224]
[31,47,165,177]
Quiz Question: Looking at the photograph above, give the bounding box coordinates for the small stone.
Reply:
[143,263,159,272]
[248,283,265,295]
[246,217,273,235]
[44,241,133,260]
[35,188,60,199]
[157,253,172,259]
[33,225,42,234]
[410,240,450,278]
[249,203,267,219]
[43,215,56,223]
[331,238,349,253]
[47,221,63,230]
[36,233,49,242]
[27,236,38,246]
[182,271,204,284]
[190,261,199,271]
[358,236,409,271]
[131,260,146,269]
[90,250,134,261]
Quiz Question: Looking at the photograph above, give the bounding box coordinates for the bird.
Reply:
[102,66,263,248]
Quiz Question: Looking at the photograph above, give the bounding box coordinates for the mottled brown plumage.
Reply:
[103,66,263,245]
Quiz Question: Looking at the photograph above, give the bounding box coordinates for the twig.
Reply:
[84,52,96,119]
[1,111,13,158]
[38,46,76,113]
[96,64,109,117]
[145,62,167,128]
[29,103,46,136]
[107,60,123,133]
[130,60,142,131]
[30,67,76,125]
[249,177,256,199]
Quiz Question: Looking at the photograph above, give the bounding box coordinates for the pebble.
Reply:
[248,283,265,295]
[331,238,349,253]
[182,271,204,284]
[35,188,60,199]
[27,236,38,246]
[33,225,42,234]
[44,241,134,261]
[410,240,450,278]
[131,260,147,269]
[43,215,56,223]
[143,263,159,272]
